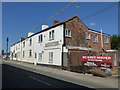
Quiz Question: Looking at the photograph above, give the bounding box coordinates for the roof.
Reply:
[11,15,111,47]
[11,16,78,46]
[89,29,110,36]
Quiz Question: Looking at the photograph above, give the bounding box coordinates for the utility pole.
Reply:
[6,37,9,60]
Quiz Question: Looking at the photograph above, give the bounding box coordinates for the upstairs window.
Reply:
[93,34,98,42]
[104,36,108,43]
[16,46,17,50]
[30,38,32,46]
[23,42,25,47]
[38,34,43,42]
[49,30,54,40]
[65,29,71,37]
[86,32,90,40]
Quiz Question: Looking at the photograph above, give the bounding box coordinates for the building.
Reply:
[10,16,118,69]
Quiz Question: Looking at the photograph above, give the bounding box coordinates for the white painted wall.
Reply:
[10,24,64,66]
[34,24,64,66]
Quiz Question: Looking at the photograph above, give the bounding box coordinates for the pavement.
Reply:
[2,59,120,89]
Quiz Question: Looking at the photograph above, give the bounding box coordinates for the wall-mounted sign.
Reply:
[82,56,113,68]
[45,41,59,47]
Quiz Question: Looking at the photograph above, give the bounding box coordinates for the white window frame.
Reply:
[93,34,98,43]
[38,34,43,43]
[49,52,53,62]
[104,36,108,44]
[38,53,42,61]
[86,32,90,40]
[49,30,54,40]
[65,29,71,37]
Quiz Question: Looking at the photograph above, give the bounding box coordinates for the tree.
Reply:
[111,35,120,50]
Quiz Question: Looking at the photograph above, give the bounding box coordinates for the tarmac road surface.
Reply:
[2,64,93,89]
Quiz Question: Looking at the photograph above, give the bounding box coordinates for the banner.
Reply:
[82,56,113,68]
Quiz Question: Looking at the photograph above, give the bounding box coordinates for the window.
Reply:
[38,53,42,61]
[23,51,25,58]
[65,29,71,37]
[23,42,25,47]
[104,36,108,43]
[49,30,54,40]
[86,32,90,40]
[49,52,53,62]
[93,34,98,42]
[35,52,37,59]
[29,50,32,57]
[15,54,17,58]
[30,38,32,46]
[38,34,43,42]
[16,46,17,50]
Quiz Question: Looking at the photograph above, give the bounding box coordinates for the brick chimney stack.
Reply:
[20,38,25,41]
[53,20,60,25]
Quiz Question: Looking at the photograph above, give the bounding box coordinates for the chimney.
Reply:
[42,25,49,30]
[53,20,60,25]
[20,38,25,41]
[28,31,34,37]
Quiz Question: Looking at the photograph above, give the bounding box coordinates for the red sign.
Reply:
[82,56,113,68]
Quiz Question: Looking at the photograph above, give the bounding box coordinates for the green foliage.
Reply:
[111,35,120,50]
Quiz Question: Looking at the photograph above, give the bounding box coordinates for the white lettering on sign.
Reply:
[101,64,110,67]
[82,56,86,59]
[84,62,97,66]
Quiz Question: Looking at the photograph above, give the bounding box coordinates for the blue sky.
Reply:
[2,2,118,52]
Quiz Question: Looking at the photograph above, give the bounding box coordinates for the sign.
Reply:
[45,41,59,47]
[82,56,113,68]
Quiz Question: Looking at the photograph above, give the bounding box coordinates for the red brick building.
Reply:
[56,16,119,68]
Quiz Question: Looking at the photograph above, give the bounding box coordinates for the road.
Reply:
[2,64,93,89]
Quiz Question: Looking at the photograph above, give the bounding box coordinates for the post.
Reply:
[6,37,9,60]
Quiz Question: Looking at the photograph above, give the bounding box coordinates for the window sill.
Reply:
[104,42,109,44]
[48,61,53,63]
[49,39,54,41]
[38,41,42,43]
[93,41,98,43]
[38,60,42,62]
[86,38,90,40]
[65,36,71,38]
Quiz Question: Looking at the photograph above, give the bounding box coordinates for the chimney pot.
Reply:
[53,20,60,25]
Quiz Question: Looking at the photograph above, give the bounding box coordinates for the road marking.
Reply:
[28,76,57,88]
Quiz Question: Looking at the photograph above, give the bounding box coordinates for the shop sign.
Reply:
[82,56,113,68]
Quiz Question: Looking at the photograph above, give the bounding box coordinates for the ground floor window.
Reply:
[29,50,32,57]
[23,51,25,58]
[38,53,42,61]
[35,52,37,59]
[15,54,17,58]
[49,52,53,62]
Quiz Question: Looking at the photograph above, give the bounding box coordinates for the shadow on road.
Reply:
[2,64,95,89]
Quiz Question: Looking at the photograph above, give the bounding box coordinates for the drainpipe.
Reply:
[101,29,106,53]
[101,29,103,49]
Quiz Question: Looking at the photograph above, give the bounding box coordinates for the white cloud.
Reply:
[89,22,96,26]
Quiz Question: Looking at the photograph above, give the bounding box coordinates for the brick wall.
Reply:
[64,17,111,52]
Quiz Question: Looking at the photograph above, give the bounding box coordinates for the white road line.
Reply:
[28,76,57,88]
